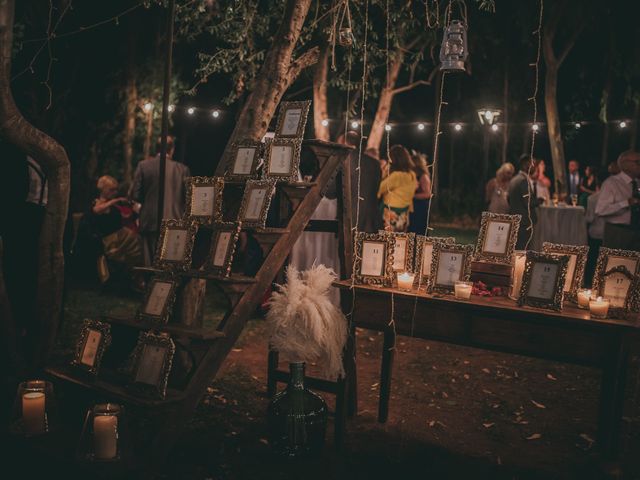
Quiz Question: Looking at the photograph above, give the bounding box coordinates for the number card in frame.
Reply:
[225,141,261,181]
[263,138,302,181]
[414,236,455,287]
[137,276,178,325]
[129,332,175,399]
[184,176,224,224]
[353,232,395,286]
[205,222,241,277]
[475,212,521,264]
[542,243,589,303]
[72,319,112,375]
[154,220,198,271]
[592,247,640,296]
[598,265,639,317]
[428,243,473,294]
[237,179,276,228]
[379,231,416,273]
[274,100,311,138]
[517,251,569,311]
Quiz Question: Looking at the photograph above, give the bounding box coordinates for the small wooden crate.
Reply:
[470,261,512,289]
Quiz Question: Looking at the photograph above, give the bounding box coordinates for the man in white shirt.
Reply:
[567,159,581,197]
[595,150,640,250]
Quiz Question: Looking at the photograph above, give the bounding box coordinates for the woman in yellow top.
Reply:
[377,145,417,232]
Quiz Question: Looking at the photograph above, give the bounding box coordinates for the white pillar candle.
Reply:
[589,296,610,319]
[22,392,46,434]
[510,251,527,300]
[577,289,592,309]
[93,415,118,459]
[454,281,473,300]
[396,272,415,291]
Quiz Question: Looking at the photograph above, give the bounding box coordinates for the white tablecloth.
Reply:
[531,205,588,251]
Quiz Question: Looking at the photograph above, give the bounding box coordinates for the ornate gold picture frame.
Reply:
[154,220,198,271]
[184,176,224,225]
[379,231,416,273]
[263,138,302,181]
[352,232,395,286]
[137,276,178,325]
[274,100,311,138]
[237,179,276,228]
[597,265,639,317]
[129,331,175,399]
[428,243,473,294]
[518,251,569,311]
[72,319,112,375]
[592,247,640,296]
[224,141,262,181]
[204,222,242,277]
[414,236,455,287]
[474,212,521,264]
[542,242,589,303]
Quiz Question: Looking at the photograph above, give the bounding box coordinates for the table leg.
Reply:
[378,327,396,423]
[597,337,628,461]
[334,375,347,450]
[346,323,358,417]
[267,349,279,397]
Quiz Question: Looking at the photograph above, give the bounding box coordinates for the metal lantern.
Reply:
[10,380,58,436]
[77,403,130,463]
[439,20,468,72]
[477,108,501,126]
[338,27,354,47]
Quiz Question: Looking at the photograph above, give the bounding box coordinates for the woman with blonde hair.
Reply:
[408,151,432,234]
[485,162,515,214]
[377,145,417,232]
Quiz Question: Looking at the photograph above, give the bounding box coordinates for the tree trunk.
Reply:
[543,62,567,196]
[215,0,318,175]
[0,0,70,367]
[123,24,137,185]
[630,99,639,151]
[312,44,329,141]
[501,66,509,164]
[143,110,153,160]
[600,54,613,167]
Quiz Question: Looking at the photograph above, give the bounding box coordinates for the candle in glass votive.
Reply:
[22,391,46,435]
[454,281,473,300]
[397,272,415,291]
[510,251,527,300]
[94,414,118,460]
[589,296,610,319]
[577,289,592,309]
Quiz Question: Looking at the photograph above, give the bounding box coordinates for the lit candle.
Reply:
[509,251,527,300]
[397,272,415,291]
[577,289,592,309]
[22,391,46,435]
[94,413,118,460]
[454,281,473,300]
[589,296,610,319]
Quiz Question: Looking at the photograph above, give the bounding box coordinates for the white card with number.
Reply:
[361,241,385,277]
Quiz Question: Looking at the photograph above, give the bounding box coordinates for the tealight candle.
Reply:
[396,272,415,291]
[577,289,592,309]
[22,391,46,435]
[454,281,473,300]
[509,250,527,300]
[589,296,610,319]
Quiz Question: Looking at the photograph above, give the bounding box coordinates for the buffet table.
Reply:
[531,205,588,250]
[335,280,639,460]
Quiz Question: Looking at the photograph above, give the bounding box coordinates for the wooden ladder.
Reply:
[45,140,354,464]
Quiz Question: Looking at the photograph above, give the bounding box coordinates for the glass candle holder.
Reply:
[77,403,129,462]
[589,296,610,319]
[577,288,592,309]
[396,272,415,291]
[10,380,57,437]
[509,250,527,301]
[454,281,473,300]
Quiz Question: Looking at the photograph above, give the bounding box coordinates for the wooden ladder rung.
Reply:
[103,315,225,341]
[134,267,257,284]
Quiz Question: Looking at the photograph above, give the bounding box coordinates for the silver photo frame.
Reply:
[130,331,175,399]
[475,212,521,264]
[263,138,302,181]
[72,319,112,375]
[274,100,311,138]
[597,265,639,317]
[517,251,569,311]
[379,231,416,273]
[352,232,395,287]
[414,236,455,287]
[427,243,473,294]
[154,220,198,271]
[184,176,224,225]
[542,242,589,303]
[237,179,276,228]
[137,276,178,325]
[224,141,262,181]
[205,222,242,277]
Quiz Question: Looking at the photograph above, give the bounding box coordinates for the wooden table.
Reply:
[335,280,640,461]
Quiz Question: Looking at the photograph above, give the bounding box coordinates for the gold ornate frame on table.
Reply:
[596,265,640,318]
[129,331,176,400]
[474,211,521,264]
[379,231,416,273]
[263,138,302,182]
[592,247,640,303]
[427,243,473,294]
[542,242,589,303]
[224,141,262,181]
[137,275,179,325]
[154,219,198,271]
[518,251,569,311]
[274,100,311,138]
[204,222,242,277]
[72,319,112,376]
[184,176,224,225]
[352,232,396,287]
[237,179,277,229]
[414,236,455,287]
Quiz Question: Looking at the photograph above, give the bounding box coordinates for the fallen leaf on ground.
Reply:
[579,433,595,444]
[463,374,470,380]
[483,423,495,428]
[231,348,242,352]
[546,373,557,381]
[531,400,546,409]
[526,433,542,440]
[259,438,269,445]
[482,368,491,374]
[482,389,493,395]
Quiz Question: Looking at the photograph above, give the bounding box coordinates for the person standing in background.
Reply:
[535,159,552,204]
[508,154,539,249]
[567,159,581,197]
[485,162,515,214]
[579,165,600,207]
[408,151,432,234]
[129,136,190,265]
[378,145,416,232]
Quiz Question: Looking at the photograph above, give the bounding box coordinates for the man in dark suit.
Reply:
[567,159,581,197]
[508,154,538,249]
[129,136,191,265]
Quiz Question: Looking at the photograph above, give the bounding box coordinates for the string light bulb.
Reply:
[417,123,425,131]
[168,104,175,113]
[321,119,329,127]
[351,120,359,129]
[454,123,462,131]
[532,123,539,132]
[619,121,627,129]
[574,122,581,129]
[211,110,220,118]
[385,124,392,132]
[187,107,195,115]
[491,124,499,132]
[143,102,153,113]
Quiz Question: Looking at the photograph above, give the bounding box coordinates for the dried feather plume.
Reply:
[267,265,348,380]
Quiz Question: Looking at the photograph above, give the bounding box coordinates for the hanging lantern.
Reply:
[338,27,354,47]
[439,20,468,72]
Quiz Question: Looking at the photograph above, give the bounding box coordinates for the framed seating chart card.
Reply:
[353,232,395,286]
[274,100,311,138]
[205,222,241,277]
[154,220,198,271]
[130,332,175,399]
[238,179,276,228]
[263,138,302,181]
[379,231,416,273]
[184,177,224,224]
[597,265,639,317]
[225,141,261,181]
[517,251,569,311]
[542,243,589,303]
[414,236,455,287]
[137,276,178,325]
[592,247,640,293]
[427,243,473,294]
[72,319,111,375]
[474,212,521,264]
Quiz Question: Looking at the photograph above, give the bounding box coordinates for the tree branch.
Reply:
[287,46,320,84]
[557,22,585,65]
[390,67,438,95]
